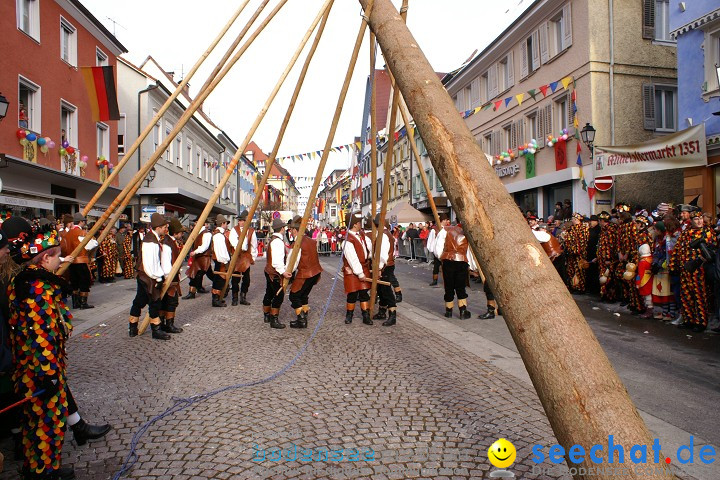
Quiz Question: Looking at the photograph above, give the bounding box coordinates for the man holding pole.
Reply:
[433,214,473,319]
[343,212,373,326]
[263,218,291,329]
[285,215,322,329]
[229,210,257,306]
[211,215,232,308]
[60,212,99,309]
[128,213,171,340]
[371,213,398,326]
[159,217,186,334]
[183,219,213,299]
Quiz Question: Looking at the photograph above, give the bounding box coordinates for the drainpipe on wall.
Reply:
[137,83,159,222]
[609,0,615,145]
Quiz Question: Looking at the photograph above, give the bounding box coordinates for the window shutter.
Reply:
[539,23,549,64]
[532,30,541,71]
[538,108,545,144]
[489,64,498,99]
[520,41,528,78]
[492,131,501,155]
[642,0,655,40]
[516,119,525,146]
[507,52,515,88]
[510,122,517,149]
[568,97,575,128]
[562,3,573,49]
[542,104,553,139]
[470,78,480,108]
[642,83,656,130]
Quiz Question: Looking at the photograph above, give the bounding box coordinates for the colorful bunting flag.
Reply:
[561,77,573,90]
[527,89,537,100]
[549,81,559,93]
[504,97,512,107]
[539,85,549,97]
[515,93,524,106]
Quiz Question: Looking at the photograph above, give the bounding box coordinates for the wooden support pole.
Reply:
[281,0,376,295]
[81,0,254,216]
[359,1,674,478]
[369,0,407,315]
[220,0,334,297]
[59,0,288,277]
[369,33,379,242]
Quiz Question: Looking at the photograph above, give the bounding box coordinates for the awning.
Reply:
[387,201,432,224]
[137,186,235,216]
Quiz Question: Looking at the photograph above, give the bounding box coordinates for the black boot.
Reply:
[429,276,438,286]
[290,314,306,328]
[151,323,172,340]
[239,292,250,305]
[478,306,496,319]
[231,294,239,306]
[211,294,226,307]
[459,306,471,319]
[395,291,403,303]
[182,290,196,300]
[444,308,453,318]
[163,318,183,333]
[264,311,271,323]
[197,286,208,293]
[71,418,112,446]
[382,310,397,327]
[78,296,94,309]
[362,310,373,325]
[71,294,79,309]
[373,307,387,320]
[269,315,286,329]
[128,322,138,337]
[56,467,76,480]
[345,311,353,324]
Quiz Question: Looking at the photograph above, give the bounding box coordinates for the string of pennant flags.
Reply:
[460,76,575,119]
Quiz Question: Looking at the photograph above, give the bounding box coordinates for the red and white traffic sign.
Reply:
[594,176,614,192]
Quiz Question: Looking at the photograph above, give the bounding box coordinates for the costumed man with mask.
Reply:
[159,217,186,334]
[371,214,398,326]
[285,216,322,328]
[229,210,257,306]
[210,215,231,308]
[183,219,213,299]
[433,215,475,319]
[564,213,590,294]
[342,212,373,325]
[263,218,291,329]
[128,213,171,340]
[60,212,98,309]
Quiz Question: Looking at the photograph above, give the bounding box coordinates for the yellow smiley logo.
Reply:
[488,438,516,469]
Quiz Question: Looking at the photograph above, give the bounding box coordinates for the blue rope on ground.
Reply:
[113,254,345,480]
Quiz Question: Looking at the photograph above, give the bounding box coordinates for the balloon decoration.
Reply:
[15,129,57,157]
[62,140,70,149]
[547,128,570,147]
[16,129,26,140]
[493,138,539,164]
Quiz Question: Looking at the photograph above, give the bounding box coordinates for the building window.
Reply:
[480,72,489,104]
[498,54,514,92]
[654,86,676,132]
[705,27,720,94]
[483,133,492,156]
[165,124,173,162]
[503,124,512,151]
[186,140,193,174]
[204,152,209,182]
[18,76,40,132]
[554,95,569,132]
[521,31,540,78]
[152,115,161,152]
[196,148,202,179]
[117,114,126,155]
[96,48,108,66]
[654,0,671,42]
[526,111,538,143]
[175,136,182,168]
[60,100,77,146]
[60,17,77,67]
[16,0,40,41]
[96,122,109,161]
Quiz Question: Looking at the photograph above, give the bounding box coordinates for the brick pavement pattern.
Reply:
[1,262,570,480]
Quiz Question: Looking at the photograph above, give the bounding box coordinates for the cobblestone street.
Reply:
[2,261,573,480]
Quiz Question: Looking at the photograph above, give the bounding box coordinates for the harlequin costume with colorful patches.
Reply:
[669,211,718,331]
[596,212,620,301]
[618,212,642,311]
[564,213,589,293]
[7,223,73,479]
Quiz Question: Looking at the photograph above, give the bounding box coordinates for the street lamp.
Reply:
[397,180,404,195]
[143,166,157,187]
[0,93,9,121]
[580,122,596,153]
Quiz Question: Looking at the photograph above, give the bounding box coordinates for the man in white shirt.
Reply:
[342,212,373,325]
[433,214,474,319]
[183,220,213,299]
[263,218,292,329]
[128,213,171,340]
[60,212,100,309]
[371,214,398,326]
[426,221,441,286]
[229,210,258,306]
[211,214,231,307]
[159,217,185,334]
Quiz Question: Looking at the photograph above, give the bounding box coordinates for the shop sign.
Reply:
[496,163,520,178]
[593,124,707,177]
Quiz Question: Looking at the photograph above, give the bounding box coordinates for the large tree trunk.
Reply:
[358,1,674,478]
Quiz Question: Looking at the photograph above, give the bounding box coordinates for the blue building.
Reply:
[671,2,720,207]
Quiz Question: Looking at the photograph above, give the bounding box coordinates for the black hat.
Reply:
[2,217,32,254]
[272,218,285,231]
[598,211,611,221]
[169,217,186,235]
[348,212,363,229]
[589,215,599,222]
[238,210,249,221]
[289,215,302,230]
[150,213,169,229]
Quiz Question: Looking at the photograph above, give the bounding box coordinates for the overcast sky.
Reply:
[82,0,529,202]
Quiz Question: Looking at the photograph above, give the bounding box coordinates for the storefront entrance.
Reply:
[544,181,573,219]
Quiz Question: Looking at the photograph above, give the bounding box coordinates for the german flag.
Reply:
[80,66,121,122]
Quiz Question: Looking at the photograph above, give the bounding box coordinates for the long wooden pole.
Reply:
[81,0,253,216]
[59,0,288,276]
[369,35,378,243]
[359,0,673,478]
[220,0,334,297]
[369,0,407,315]
[155,0,334,306]
[281,0,376,295]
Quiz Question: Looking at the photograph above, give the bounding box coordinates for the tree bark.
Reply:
[358,0,674,478]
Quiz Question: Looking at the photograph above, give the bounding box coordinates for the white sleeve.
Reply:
[365,236,373,260]
[287,248,301,273]
[78,236,99,250]
[468,248,477,271]
[379,233,390,269]
[271,238,286,275]
[194,231,212,255]
[533,230,551,243]
[343,237,364,276]
[427,229,436,251]
[161,243,173,276]
[213,233,230,264]
[434,230,447,258]
[229,228,239,248]
[142,241,164,281]
[250,232,258,261]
